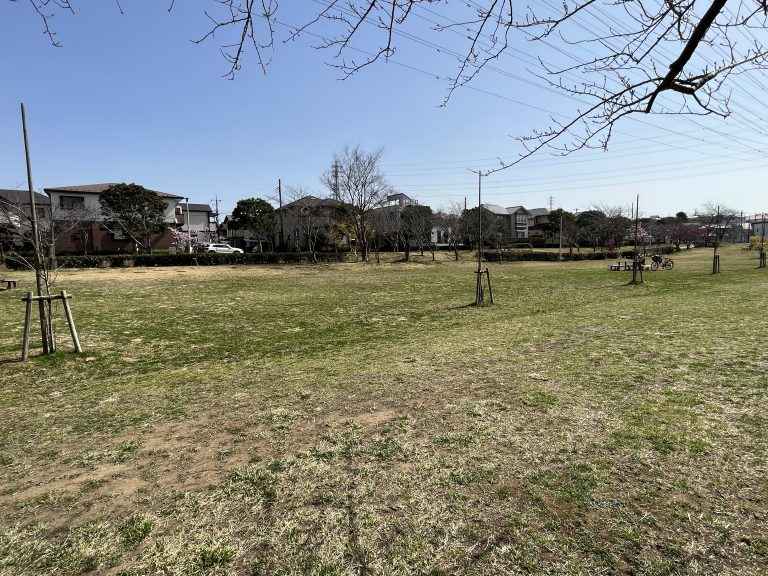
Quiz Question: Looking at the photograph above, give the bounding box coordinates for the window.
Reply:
[516,213,527,224]
[60,196,85,210]
[36,206,47,219]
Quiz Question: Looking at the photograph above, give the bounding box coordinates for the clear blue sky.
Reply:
[1,2,766,219]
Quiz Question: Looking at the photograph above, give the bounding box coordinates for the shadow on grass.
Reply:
[448,303,483,310]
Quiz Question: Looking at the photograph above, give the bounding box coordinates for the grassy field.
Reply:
[0,245,766,575]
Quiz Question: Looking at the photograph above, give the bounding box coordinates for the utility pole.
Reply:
[548,196,554,211]
[333,162,340,201]
[558,212,563,261]
[213,194,221,241]
[278,179,284,250]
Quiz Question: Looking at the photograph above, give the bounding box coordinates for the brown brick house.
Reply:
[44,183,184,253]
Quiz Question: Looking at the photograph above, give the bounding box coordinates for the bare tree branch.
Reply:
[16,1,768,164]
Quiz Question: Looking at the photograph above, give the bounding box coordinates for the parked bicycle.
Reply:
[650,254,674,271]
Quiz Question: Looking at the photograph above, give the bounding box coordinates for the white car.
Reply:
[203,243,243,254]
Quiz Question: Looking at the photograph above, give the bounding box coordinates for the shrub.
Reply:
[484,250,621,262]
[44,251,352,269]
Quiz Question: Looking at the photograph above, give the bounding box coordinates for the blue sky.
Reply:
[1,2,766,219]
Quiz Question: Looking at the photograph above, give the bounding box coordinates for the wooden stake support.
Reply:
[475,268,493,304]
[21,290,82,361]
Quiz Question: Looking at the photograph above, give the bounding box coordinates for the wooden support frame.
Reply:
[475,268,494,304]
[21,291,82,361]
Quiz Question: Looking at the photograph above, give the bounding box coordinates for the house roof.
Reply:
[179,202,213,212]
[280,196,343,210]
[44,183,184,199]
[0,188,50,205]
[483,204,510,215]
[483,204,531,216]
[384,192,415,203]
[528,207,549,217]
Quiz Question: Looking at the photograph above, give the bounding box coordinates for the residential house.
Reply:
[380,192,417,211]
[44,183,184,253]
[224,212,269,251]
[482,204,531,239]
[0,188,51,250]
[745,213,767,241]
[275,196,348,251]
[177,202,217,244]
[526,208,550,239]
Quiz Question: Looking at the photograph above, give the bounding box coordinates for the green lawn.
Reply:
[0,245,766,575]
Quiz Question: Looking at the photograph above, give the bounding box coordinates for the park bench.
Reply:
[2,278,18,290]
[608,262,650,271]
[609,262,633,271]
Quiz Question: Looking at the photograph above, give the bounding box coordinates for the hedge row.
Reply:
[484,250,620,262]
[4,251,352,270]
[483,246,676,262]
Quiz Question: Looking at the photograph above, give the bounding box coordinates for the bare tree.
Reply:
[433,204,464,261]
[697,202,738,272]
[18,2,767,164]
[321,145,392,263]
[283,187,336,262]
[368,205,402,263]
[461,206,504,251]
[401,204,433,260]
[1,192,96,352]
[594,204,632,252]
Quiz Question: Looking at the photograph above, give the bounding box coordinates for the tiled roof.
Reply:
[528,207,549,217]
[483,204,509,215]
[0,188,50,205]
[44,183,184,199]
[179,203,213,212]
[280,196,343,210]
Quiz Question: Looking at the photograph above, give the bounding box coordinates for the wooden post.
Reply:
[484,268,494,303]
[20,292,82,359]
[21,292,33,361]
[60,291,82,353]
